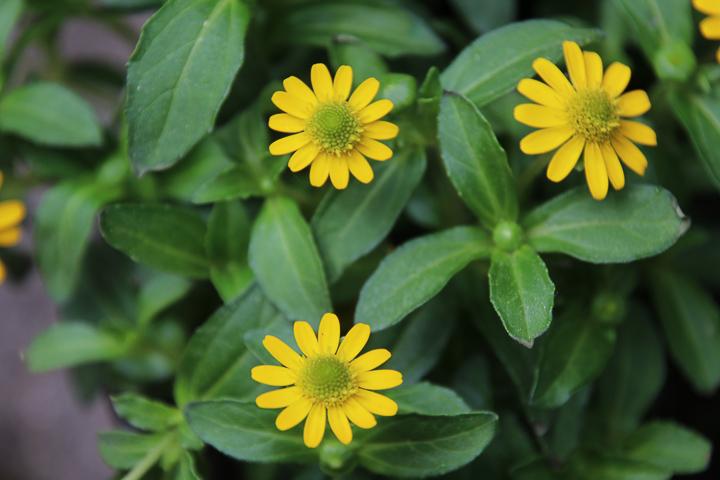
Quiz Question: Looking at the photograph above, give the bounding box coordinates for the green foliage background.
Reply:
[0,0,718,478]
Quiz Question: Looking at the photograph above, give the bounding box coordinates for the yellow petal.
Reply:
[271,91,312,119]
[333,65,353,101]
[620,120,657,146]
[601,142,625,191]
[251,365,296,386]
[283,76,317,105]
[694,0,720,15]
[700,17,720,39]
[357,369,403,390]
[303,404,326,448]
[347,151,374,184]
[363,121,399,140]
[358,99,393,124]
[328,406,352,445]
[256,386,302,409]
[269,132,310,156]
[0,200,25,230]
[617,90,651,117]
[294,321,319,356]
[336,323,370,361]
[311,63,334,102]
[520,126,574,154]
[513,104,567,128]
[612,134,648,176]
[602,62,631,98]
[342,398,377,429]
[288,143,320,172]
[309,154,331,187]
[269,113,306,133]
[0,227,21,247]
[276,397,313,430]
[262,335,302,370]
[354,389,398,416]
[532,58,574,97]
[584,143,609,201]
[563,41,586,89]
[357,139,392,161]
[329,157,350,190]
[350,349,391,373]
[517,78,565,109]
[546,135,585,182]
[584,51,603,89]
[318,313,341,354]
[349,78,380,111]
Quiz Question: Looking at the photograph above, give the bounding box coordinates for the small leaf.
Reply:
[100,203,209,278]
[385,382,471,416]
[441,20,600,106]
[192,164,267,203]
[568,453,670,480]
[438,93,518,227]
[356,226,492,330]
[612,0,692,58]
[524,186,688,263]
[206,201,253,302]
[312,149,426,282]
[0,0,22,59]
[137,273,192,326]
[111,393,182,432]
[98,430,168,469]
[622,421,712,474]
[175,451,201,480]
[449,0,516,33]
[249,197,331,322]
[489,246,555,345]
[0,82,101,146]
[26,322,126,372]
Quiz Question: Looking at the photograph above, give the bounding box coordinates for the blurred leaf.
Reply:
[313,148,426,282]
[438,93,518,227]
[175,451,201,480]
[452,354,493,410]
[249,196,331,322]
[441,20,600,107]
[622,421,712,474]
[0,0,22,59]
[489,246,555,346]
[524,186,688,263]
[612,0,692,58]
[192,164,268,203]
[378,73,416,111]
[137,273,192,326]
[111,393,182,432]
[26,322,127,372]
[568,453,669,480]
[206,201,253,302]
[386,382,471,415]
[549,388,590,460]
[329,36,388,80]
[0,83,101,146]
[355,226,491,330]
[100,203,209,278]
[450,0,516,33]
[98,430,169,469]
[126,0,250,173]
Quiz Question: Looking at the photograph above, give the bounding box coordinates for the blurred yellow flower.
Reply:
[514,41,657,200]
[251,313,402,448]
[268,64,399,189]
[694,0,720,62]
[0,171,26,284]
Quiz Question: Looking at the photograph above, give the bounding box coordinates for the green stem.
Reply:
[120,433,174,480]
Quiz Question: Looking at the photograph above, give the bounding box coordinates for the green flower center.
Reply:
[298,355,356,406]
[307,102,362,156]
[568,89,620,143]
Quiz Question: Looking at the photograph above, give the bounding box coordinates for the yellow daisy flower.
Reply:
[268,64,399,190]
[694,0,720,62]
[0,171,26,284]
[251,313,402,448]
[514,41,657,200]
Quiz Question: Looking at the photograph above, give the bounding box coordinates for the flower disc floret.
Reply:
[307,103,362,156]
[567,89,619,144]
[298,355,356,406]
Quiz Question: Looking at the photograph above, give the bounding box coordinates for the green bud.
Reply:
[319,438,356,475]
[591,291,627,325]
[492,221,524,252]
[379,73,417,112]
[653,41,697,83]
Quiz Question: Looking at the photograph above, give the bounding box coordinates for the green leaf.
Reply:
[329,36,388,81]
[273,1,444,58]
[126,0,250,173]
[355,226,491,330]
[357,412,498,477]
[568,453,670,480]
[489,245,555,346]
[622,421,712,474]
[175,451,201,480]
[192,164,268,203]
[385,382,471,416]
[0,82,101,146]
[650,270,720,393]
[441,20,600,107]
[612,0,692,58]
[137,273,192,326]
[185,400,315,463]
[379,73,417,112]
[111,393,182,432]
[249,197,331,322]
[312,149,426,282]
[26,322,126,372]
[532,315,616,408]
[174,286,283,405]
[0,0,22,59]
[438,93,518,227]
[98,430,168,469]
[524,186,688,263]
[100,203,209,278]
[206,201,253,302]
[450,0,516,33]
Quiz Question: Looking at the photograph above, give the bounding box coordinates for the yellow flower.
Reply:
[268,64,399,190]
[694,0,720,62]
[251,313,402,448]
[514,41,657,201]
[0,171,26,284]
